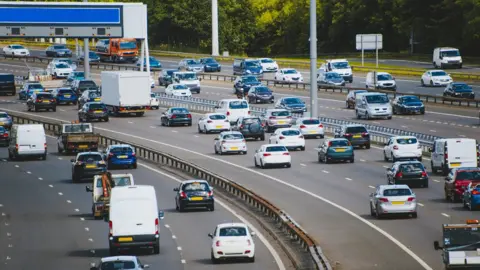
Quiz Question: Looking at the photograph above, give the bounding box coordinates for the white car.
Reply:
[149,93,159,110]
[214,131,247,155]
[209,222,256,263]
[421,70,452,87]
[274,68,303,83]
[47,62,73,78]
[51,58,77,71]
[165,83,192,98]
[198,113,230,133]
[369,184,417,218]
[292,117,324,139]
[150,77,155,88]
[254,144,291,168]
[90,256,150,270]
[383,136,422,162]
[3,44,30,56]
[269,128,305,151]
[258,58,279,72]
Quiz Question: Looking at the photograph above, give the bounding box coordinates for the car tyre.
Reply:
[133,162,137,169]
[375,206,382,219]
[254,158,258,167]
[412,212,418,219]
[260,160,266,169]
[418,156,422,162]
[324,155,329,164]
[208,204,215,211]
[366,144,371,149]
[430,80,433,87]
[370,204,375,216]
[421,79,425,87]
[350,158,354,163]
[104,117,109,122]
[286,163,291,168]
[72,174,78,183]
[211,252,218,264]
[153,245,160,254]
[248,256,255,263]
[383,151,388,161]
[52,107,56,112]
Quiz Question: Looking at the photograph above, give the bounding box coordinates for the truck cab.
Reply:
[55,122,99,154]
[95,38,139,63]
[172,71,201,93]
[85,173,135,219]
[434,219,480,269]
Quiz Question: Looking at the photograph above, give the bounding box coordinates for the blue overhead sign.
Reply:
[0,5,122,25]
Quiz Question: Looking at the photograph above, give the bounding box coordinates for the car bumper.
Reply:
[401,107,424,114]
[377,85,397,90]
[431,81,451,86]
[85,112,109,119]
[254,96,274,102]
[169,119,192,125]
[342,75,353,81]
[263,156,291,164]
[212,247,254,259]
[348,138,370,146]
[110,235,159,249]
[74,168,105,179]
[287,108,307,113]
[17,149,46,156]
[180,198,214,208]
[301,129,324,137]
[368,111,392,118]
[221,145,247,153]
[56,97,77,103]
[109,158,136,165]
[0,138,9,144]
[327,153,354,160]
[394,178,428,186]
[33,103,55,109]
[378,204,416,214]
[241,132,264,138]
[392,151,422,159]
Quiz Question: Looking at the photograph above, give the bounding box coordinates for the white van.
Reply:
[108,185,162,255]
[8,124,47,160]
[215,99,250,123]
[433,47,462,69]
[319,59,353,83]
[355,92,392,120]
[366,71,397,91]
[430,138,478,175]
[172,71,201,93]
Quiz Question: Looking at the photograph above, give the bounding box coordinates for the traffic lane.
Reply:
[0,103,429,269]
[0,148,103,269]
[42,136,279,270]
[349,58,480,73]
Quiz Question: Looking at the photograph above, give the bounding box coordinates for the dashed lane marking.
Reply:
[164,224,170,228]
[48,184,53,188]
[128,121,133,124]
[38,177,43,180]
[26,171,31,174]
[149,126,156,128]
[368,185,376,189]
[417,203,424,207]
[14,165,19,168]
[181,259,186,264]
[172,130,178,133]
[441,213,450,218]
[88,238,93,242]
[429,130,436,132]
[322,170,329,174]
[433,179,440,183]
[80,217,85,221]
[172,235,177,239]
[58,192,63,196]
[360,159,366,162]
[345,178,352,181]
[66,200,71,203]
[300,163,307,167]
[84,227,89,232]
[57,157,62,160]
[177,246,182,251]
[74,209,79,212]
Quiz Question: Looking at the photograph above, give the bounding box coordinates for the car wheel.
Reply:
[375,206,382,219]
[260,160,265,169]
[383,151,388,161]
[254,157,258,167]
[370,203,375,216]
[430,80,433,87]
[324,155,329,164]
[286,163,291,168]
[153,245,160,254]
[34,105,38,112]
[211,252,218,264]
[178,203,185,212]
[208,204,215,211]
[52,107,56,112]
[366,144,371,149]
[411,212,418,219]
[104,117,109,122]
[133,162,137,169]
[214,146,218,154]
[350,158,354,163]
[421,79,425,87]
[248,256,255,263]
[260,135,265,141]
[300,146,305,151]
[197,125,202,133]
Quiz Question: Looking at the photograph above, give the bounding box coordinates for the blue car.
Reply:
[19,82,45,100]
[66,71,85,84]
[317,138,354,163]
[79,51,100,63]
[137,56,162,70]
[392,95,425,115]
[104,144,137,169]
[199,57,221,72]
[52,88,78,105]
[463,181,480,211]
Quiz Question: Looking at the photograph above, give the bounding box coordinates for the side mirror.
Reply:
[158,210,165,220]
[250,231,256,236]
[428,147,433,152]
[208,233,214,238]
[70,159,75,163]
[85,186,93,192]
[433,240,441,250]
[173,187,179,192]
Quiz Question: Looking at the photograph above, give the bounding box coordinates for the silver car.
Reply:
[178,59,203,72]
[90,256,149,270]
[292,117,324,138]
[369,184,417,218]
[261,109,292,132]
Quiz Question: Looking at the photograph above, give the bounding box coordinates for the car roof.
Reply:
[281,96,301,100]
[205,112,226,116]
[77,151,102,157]
[217,222,247,229]
[262,144,287,148]
[280,68,296,71]
[452,82,469,86]
[390,136,418,140]
[428,69,446,72]
[220,99,247,102]
[181,179,209,185]
[453,167,480,172]
[110,144,132,148]
[101,255,137,263]
[376,72,390,75]
[9,44,23,46]
[379,184,410,190]
[85,102,103,105]
[326,138,349,142]
[169,107,189,110]
[398,95,419,99]
[328,59,348,62]
[343,124,366,128]
[437,47,458,50]
[220,131,243,135]
[393,160,423,165]
[266,108,288,112]
[360,92,386,96]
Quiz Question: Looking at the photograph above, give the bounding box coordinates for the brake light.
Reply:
[328,142,332,147]
[393,145,399,150]
[226,111,230,116]
[473,190,480,195]
[379,198,389,203]
[109,221,113,237]
[395,172,403,178]
[119,107,125,111]
[208,190,213,196]
[279,136,285,139]
[299,125,306,129]
[2,133,8,137]
[108,153,114,158]
[207,120,213,123]
[421,171,427,177]
[155,218,159,235]
[187,114,192,118]
[15,144,18,150]
[180,191,186,198]
[269,116,276,119]
[362,132,369,136]
[131,153,136,157]
[344,133,351,137]
[283,153,290,155]
[239,125,244,129]
[36,99,41,102]
[319,124,323,128]
[88,109,93,113]
[445,153,448,159]
[263,153,271,157]
[44,143,47,149]
[171,115,177,119]
[50,99,55,102]
[216,241,221,247]
[407,197,415,202]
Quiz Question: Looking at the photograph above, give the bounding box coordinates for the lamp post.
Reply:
[309,0,318,118]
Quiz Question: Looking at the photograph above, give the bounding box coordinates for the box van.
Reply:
[0,73,16,96]
[429,138,478,175]
[215,99,250,123]
[8,124,47,160]
[365,71,397,91]
[319,59,353,83]
[107,185,163,255]
[355,92,392,120]
[433,47,462,69]
[233,58,263,76]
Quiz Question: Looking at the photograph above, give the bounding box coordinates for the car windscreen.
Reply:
[110,147,133,154]
[176,73,197,80]
[456,171,480,181]
[266,146,287,152]
[182,182,210,192]
[0,126,5,133]
[377,74,393,81]
[64,124,92,133]
[219,227,247,237]
[245,61,260,68]
[229,101,248,109]
[399,163,424,173]
[209,114,226,120]
[119,41,136,49]
[223,133,244,140]
[79,81,97,88]
[302,119,320,125]
[261,58,274,63]
[345,126,367,133]
[28,84,44,89]
[453,84,472,92]
[330,140,349,147]
[186,59,198,65]
[242,76,258,83]
[73,72,84,77]
[55,63,69,69]
[77,154,102,162]
[36,94,52,99]
[53,45,67,49]
[353,90,367,96]
[58,89,75,95]
[396,138,418,144]
[173,85,188,90]
[284,98,302,104]
[171,108,189,114]
[441,50,460,57]
[283,69,297,74]
[113,176,132,186]
[325,73,341,79]
[0,113,8,118]
[12,45,24,49]
[383,189,412,196]
[0,74,14,82]
[255,87,270,93]
[443,229,480,247]
[432,71,447,76]
[88,103,106,110]
[100,261,136,269]
[271,111,290,117]
[365,95,388,104]
[332,62,349,69]
[403,96,421,103]
[203,58,216,63]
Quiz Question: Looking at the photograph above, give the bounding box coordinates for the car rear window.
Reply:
[79,81,96,88]
[171,108,189,114]
[229,101,248,109]
[281,130,300,136]
[0,127,5,133]
[77,154,102,162]
[330,140,350,147]
[346,126,367,133]
[456,171,480,181]
[111,147,133,154]
[396,138,417,144]
[37,94,52,99]
[88,103,106,109]
[271,111,291,117]
[302,119,320,125]
[266,146,287,152]
[219,227,247,237]
[383,189,412,196]
[0,113,8,118]
[223,133,244,140]
[100,261,136,269]
[243,118,261,124]
[399,163,424,172]
[59,89,75,94]
[209,114,226,120]
[182,182,210,191]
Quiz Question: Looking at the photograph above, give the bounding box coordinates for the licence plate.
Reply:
[42,100,50,103]
[94,98,101,101]
[78,145,88,149]
[0,122,4,125]
[86,164,96,168]
[216,125,222,128]
[335,148,346,152]
[230,147,238,150]
[450,163,461,167]
[353,135,361,138]
[391,201,404,205]
[94,110,103,113]
[308,131,316,134]
[191,197,203,201]
[278,121,286,124]
[64,95,71,98]
[118,237,133,242]
[117,155,128,159]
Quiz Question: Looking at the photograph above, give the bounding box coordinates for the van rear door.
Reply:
[18,129,45,153]
[447,139,477,168]
[227,100,249,122]
[112,200,156,236]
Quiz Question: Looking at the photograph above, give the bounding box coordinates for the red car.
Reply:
[444,167,480,202]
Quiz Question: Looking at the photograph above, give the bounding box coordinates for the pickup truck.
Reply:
[85,173,135,219]
[55,122,100,154]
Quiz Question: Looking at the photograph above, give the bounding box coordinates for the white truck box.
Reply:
[101,71,151,115]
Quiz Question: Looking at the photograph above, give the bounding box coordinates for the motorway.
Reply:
[0,137,282,270]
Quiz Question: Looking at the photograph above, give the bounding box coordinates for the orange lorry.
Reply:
[94,38,139,63]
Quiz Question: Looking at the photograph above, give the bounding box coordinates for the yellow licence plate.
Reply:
[309,131,316,134]
[64,95,71,98]
[230,147,238,150]
[0,122,4,125]
[78,145,88,149]
[191,197,203,201]
[278,121,286,124]
[42,100,50,103]
[450,163,461,167]
[118,237,133,242]
[94,110,103,113]
[353,135,361,138]
[86,164,96,168]
[117,155,128,159]
[335,148,346,152]
[391,201,404,205]
[216,125,222,128]
[94,98,101,101]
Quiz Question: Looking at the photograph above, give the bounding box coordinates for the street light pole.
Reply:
[83,0,90,79]
[211,0,219,56]
[309,0,318,118]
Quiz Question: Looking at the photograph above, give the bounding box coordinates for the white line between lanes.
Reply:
[441,213,450,218]
[1,108,432,270]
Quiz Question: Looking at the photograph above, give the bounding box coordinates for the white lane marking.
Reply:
[458,135,466,137]
[149,126,156,128]
[172,235,177,239]
[441,213,450,218]
[60,109,65,112]
[300,163,306,167]
[48,184,53,188]
[128,121,133,124]
[194,135,199,138]
[58,192,63,196]
[172,130,178,133]
[26,171,31,174]
[360,159,366,162]
[88,238,94,242]
[1,213,5,216]
[14,165,19,168]
[137,162,286,270]
[417,203,424,207]
[74,209,79,212]
[181,259,186,264]
[57,157,62,160]
[66,200,71,203]
[0,204,2,207]
[368,185,376,189]
[433,179,440,183]
[6,256,10,260]
[80,217,85,221]
[382,165,389,168]
[85,227,89,232]
[345,178,352,181]
[38,177,43,180]
[429,130,436,132]
[2,109,430,270]
[6,232,11,237]
[322,170,329,174]
[401,126,408,128]
[177,246,182,251]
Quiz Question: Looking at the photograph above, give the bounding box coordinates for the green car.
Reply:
[317,138,354,163]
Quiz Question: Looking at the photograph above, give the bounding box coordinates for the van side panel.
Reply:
[446,139,477,168]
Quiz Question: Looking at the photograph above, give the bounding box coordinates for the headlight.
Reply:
[218,64,221,67]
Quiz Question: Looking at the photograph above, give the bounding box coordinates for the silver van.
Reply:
[355,92,392,120]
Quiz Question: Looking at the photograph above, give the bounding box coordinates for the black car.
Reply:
[387,161,429,188]
[199,57,221,72]
[71,152,106,183]
[45,44,72,57]
[334,124,370,149]
[174,180,214,211]
[158,69,177,87]
[78,90,102,109]
[232,116,265,141]
[275,97,307,113]
[0,126,9,146]
[392,95,425,115]
[72,79,98,95]
[233,75,262,96]
[444,83,475,99]
[27,92,56,112]
[247,85,274,104]
[160,107,192,126]
[0,73,15,96]
[78,102,109,122]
